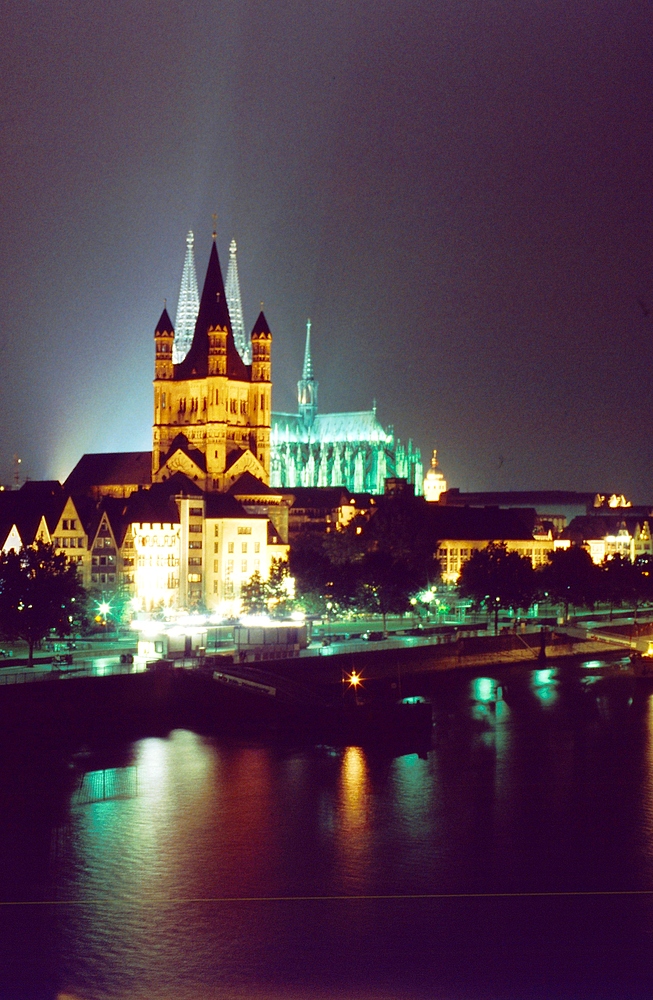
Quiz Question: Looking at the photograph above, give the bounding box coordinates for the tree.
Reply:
[540,545,600,622]
[0,542,86,665]
[458,542,536,634]
[600,554,634,620]
[266,559,293,616]
[240,571,268,615]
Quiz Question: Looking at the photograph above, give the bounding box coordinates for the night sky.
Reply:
[1,1,652,499]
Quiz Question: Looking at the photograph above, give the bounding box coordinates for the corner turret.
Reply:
[154,307,174,380]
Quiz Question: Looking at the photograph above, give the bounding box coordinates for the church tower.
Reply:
[297,319,318,428]
[152,236,272,490]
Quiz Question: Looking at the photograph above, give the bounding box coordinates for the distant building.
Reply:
[563,514,653,565]
[423,450,447,502]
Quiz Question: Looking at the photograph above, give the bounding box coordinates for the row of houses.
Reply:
[3,463,651,614]
[0,473,288,613]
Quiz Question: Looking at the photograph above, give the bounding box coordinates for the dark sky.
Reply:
[1,1,652,499]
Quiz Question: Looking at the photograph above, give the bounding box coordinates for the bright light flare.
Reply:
[348,671,362,688]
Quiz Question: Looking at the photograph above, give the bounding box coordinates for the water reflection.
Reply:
[531,667,559,705]
[335,746,372,890]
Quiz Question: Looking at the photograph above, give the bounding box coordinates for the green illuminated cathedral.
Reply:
[173,234,423,495]
[270,320,423,493]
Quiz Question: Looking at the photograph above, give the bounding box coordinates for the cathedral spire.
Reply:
[298,318,318,428]
[302,318,314,380]
[225,238,250,365]
[173,231,199,364]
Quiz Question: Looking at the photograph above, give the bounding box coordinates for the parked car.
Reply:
[53,654,74,666]
[362,631,385,641]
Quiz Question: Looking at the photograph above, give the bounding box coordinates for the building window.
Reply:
[237,527,252,535]
[214,580,219,594]
[188,573,202,583]
[214,559,220,572]
[254,542,260,554]
[240,399,247,414]
[230,399,237,413]
[241,560,247,573]
[189,524,202,533]
[189,557,202,567]
[242,543,248,554]
[228,542,234,553]
[260,394,264,411]
[189,540,202,549]
[189,507,203,517]
[227,559,234,573]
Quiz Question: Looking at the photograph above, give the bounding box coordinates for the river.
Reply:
[3,661,653,999]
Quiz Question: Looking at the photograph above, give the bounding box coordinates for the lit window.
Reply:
[242,542,248,554]
[254,542,260,553]
[241,560,247,573]
[228,542,234,553]
[214,559,219,572]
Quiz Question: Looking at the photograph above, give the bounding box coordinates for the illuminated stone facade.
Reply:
[152,238,272,492]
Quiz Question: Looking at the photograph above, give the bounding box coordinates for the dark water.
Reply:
[4,664,653,999]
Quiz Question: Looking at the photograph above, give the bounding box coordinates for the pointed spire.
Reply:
[251,310,271,337]
[173,231,199,364]
[298,318,318,428]
[155,306,174,337]
[175,241,249,381]
[225,238,251,365]
[302,319,313,379]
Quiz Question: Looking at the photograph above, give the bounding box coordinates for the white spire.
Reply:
[173,230,199,364]
[226,238,250,365]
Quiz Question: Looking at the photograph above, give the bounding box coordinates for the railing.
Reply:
[0,660,141,686]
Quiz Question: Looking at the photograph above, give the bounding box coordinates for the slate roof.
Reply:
[174,241,250,382]
[421,504,539,543]
[251,311,271,337]
[440,489,597,510]
[271,410,390,445]
[205,493,263,519]
[65,452,152,494]
[276,487,353,510]
[227,472,277,498]
[155,307,174,337]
